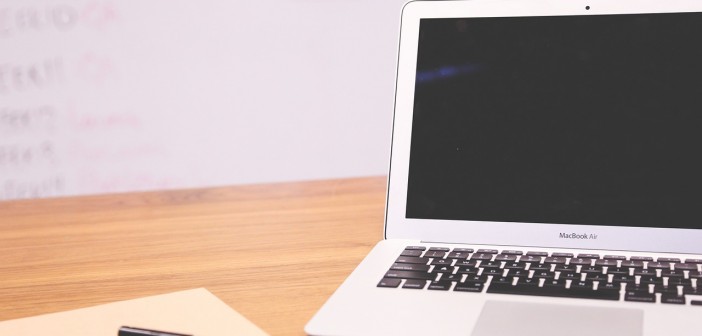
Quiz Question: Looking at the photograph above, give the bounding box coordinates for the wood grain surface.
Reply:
[0,176,387,335]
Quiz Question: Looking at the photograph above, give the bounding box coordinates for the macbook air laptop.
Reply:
[306,0,702,335]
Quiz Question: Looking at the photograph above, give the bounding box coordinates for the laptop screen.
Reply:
[406,12,702,230]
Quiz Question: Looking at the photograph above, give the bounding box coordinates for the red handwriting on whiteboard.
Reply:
[69,110,141,132]
[81,2,119,30]
[69,142,167,161]
[75,52,115,86]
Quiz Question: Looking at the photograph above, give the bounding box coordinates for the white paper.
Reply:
[0,288,268,336]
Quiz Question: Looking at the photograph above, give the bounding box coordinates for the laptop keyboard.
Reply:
[378,246,702,306]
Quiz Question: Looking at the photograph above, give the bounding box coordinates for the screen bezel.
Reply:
[385,0,702,254]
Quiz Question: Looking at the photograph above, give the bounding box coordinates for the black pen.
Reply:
[118,326,193,336]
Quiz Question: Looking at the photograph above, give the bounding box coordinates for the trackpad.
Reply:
[471,300,643,336]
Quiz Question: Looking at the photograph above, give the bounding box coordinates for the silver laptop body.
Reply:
[306,1,702,335]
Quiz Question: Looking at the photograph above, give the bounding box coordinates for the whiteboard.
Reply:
[1,0,405,200]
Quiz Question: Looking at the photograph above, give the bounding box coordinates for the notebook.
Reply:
[305,0,702,335]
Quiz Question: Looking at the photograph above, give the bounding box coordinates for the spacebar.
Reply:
[487,283,620,301]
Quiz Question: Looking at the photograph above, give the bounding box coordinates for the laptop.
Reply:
[305,0,702,335]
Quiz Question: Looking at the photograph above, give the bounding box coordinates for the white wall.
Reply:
[1,0,407,200]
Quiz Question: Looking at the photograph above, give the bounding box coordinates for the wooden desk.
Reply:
[0,176,387,335]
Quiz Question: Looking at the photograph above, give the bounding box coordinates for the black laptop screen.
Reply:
[406,13,702,229]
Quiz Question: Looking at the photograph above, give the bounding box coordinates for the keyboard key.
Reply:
[482,268,502,276]
[683,287,702,295]
[390,263,431,272]
[647,262,671,270]
[627,284,651,293]
[504,262,527,270]
[569,258,594,266]
[529,264,550,271]
[477,249,499,254]
[516,278,540,287]
[432,266,452,274]
[520,255,543,263]
[455,260,479,267]
[611,275,636,284]
[599,282,622,291]
[555,264,577,272]
[657,257,681,263]
[542,279,567,288]
[454,282,484,292]
[495,254,518,262]
[452,248,474,253]
[424,251,447,258]
[441,274,462,282]
[487,283,619,300]
[427,281,452,291]
[404,246,426,251]
[377,278,401,288]
[470,253,494,261]
[621,260,645,268]
[639,276,663,285]
[526,251,548,257]
[606,267,629,275]
[558,272,578,280]
[595,259,618,267]
[501,250,524,255]
[634,269,656,276]
[684,259,702,264]
[586,274,608,282]
[581,266,604,274]
[603,255,627,260]
[395,256,429,264]
[464,274,489,283]
[506,269,529,278]
[447,251,470,259]
[430,258,453,266]
[661,270,685,279]
[526,251,549,257]
[653,285,679,294]
[570,281,594,290]
[532,271,555,279]
[667,278,692,287]
[402,279,427,289]
[660,293,686,304]
[491,277,513,285]
[625,290,655,303]
[384,270,434,281]
[480,261,502,269]
[456,266,479,274]
[691,300,702,306]
[578,254,600,259]
[544,257,567,264]
[552,252,574,258]
[428,247,451,252]
[630,256,654,262]
[673,263,698,271]
[400,250,423,257]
